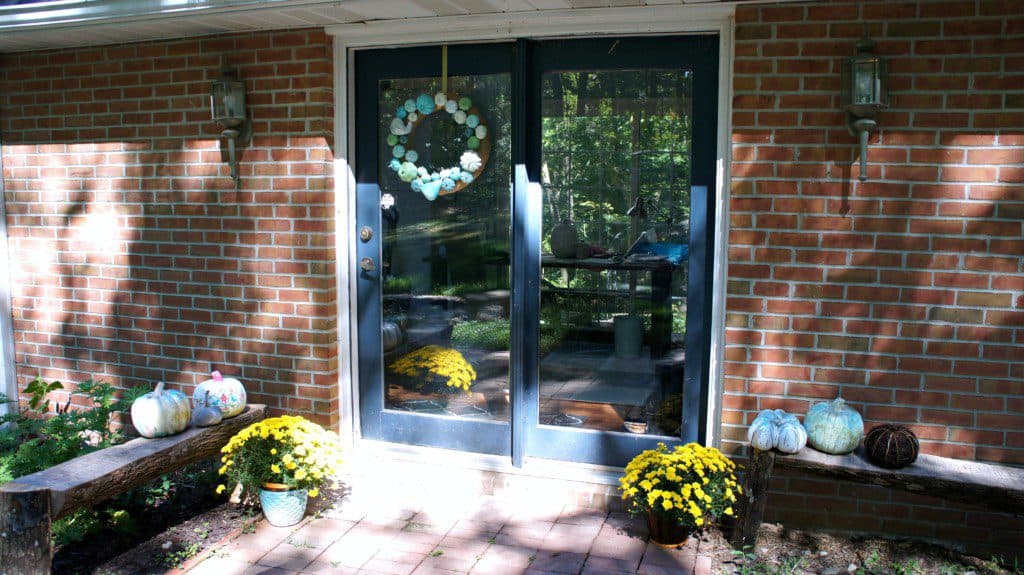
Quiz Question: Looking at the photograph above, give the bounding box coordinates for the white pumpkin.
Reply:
[748,419,779,451]
[131,381,191,438]
[747,408,807,454]
[775,419,808,454]
[193,370,247,419]
[747,410,781,451]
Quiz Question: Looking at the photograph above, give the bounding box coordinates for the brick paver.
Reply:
[185,495,711,575]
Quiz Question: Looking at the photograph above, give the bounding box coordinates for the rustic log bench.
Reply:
[731,446,1024,550]
[0,404,266,575]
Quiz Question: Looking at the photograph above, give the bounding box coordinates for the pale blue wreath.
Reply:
[386,92,489,201]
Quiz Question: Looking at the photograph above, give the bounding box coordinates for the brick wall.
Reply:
[726,0,1024,557]
[0,29,339,427]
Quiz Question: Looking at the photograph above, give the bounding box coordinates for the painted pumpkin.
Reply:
[747,409,807,454]
[131,381,191,438]
[190,390,223,428]
[775,419,808,454]
[803,397,864,455]
[747,417,779,451]
[193,370,247,419]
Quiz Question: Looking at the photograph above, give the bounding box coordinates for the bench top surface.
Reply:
[771,446,1024,513]
[1,404,266,517]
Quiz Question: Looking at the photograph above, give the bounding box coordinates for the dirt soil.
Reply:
[51,459,244,575]
[704,523,1019,575]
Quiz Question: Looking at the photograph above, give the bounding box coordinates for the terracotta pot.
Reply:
[646,512,692,548]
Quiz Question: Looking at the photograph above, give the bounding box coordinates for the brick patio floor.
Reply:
[182,492,713,575]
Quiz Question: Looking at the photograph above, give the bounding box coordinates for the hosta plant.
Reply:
[217,415,342,499]
[619,442,741,530]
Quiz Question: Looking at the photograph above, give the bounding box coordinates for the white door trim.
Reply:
[329,3,735,451]
[0,146,18,417]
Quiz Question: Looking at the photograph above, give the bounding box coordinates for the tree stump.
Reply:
[730,449,775,551]
[0,483,52,575]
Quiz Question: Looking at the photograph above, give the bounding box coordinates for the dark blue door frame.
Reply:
[355,35,719,467]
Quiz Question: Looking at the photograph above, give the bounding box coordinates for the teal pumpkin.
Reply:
[803,398,864,455]
[131,381,191,438]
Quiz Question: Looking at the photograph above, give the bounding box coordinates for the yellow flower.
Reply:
[286,461,297,470]
[271,464,281,474]
[295,469,308,481]
[271,448,277,455]
[308,488,319,498]
[216,484,226,494]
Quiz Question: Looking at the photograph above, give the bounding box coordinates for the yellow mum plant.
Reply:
[619,443,741,530]
[389,345,477,394]
[217,415,341,499]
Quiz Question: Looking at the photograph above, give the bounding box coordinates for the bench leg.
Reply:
[730,449,776,551]
[0,485,52,575]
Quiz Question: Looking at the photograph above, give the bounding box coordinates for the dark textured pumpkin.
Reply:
[864,424,919,469]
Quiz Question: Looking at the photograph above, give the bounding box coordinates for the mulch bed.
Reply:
[52,459,246,575]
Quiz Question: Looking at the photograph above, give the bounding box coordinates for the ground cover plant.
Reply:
[0,376,233,571]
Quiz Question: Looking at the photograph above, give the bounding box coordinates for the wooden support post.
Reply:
[731,449,776,551]
[0,483,52,575]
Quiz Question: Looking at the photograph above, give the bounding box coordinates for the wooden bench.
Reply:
[731,446,1024,550]
[0,404,266,575]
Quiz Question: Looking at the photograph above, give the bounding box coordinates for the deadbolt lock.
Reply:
[359,226,373,242]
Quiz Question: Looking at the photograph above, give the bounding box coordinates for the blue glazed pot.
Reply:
[259,484,308,527]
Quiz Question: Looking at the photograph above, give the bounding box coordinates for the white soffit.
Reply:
[0,0,802,53]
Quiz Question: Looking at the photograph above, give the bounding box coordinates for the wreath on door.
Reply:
[386,92,490,201]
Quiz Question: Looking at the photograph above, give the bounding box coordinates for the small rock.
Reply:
[161,541,173,550]
[963,572,976,575]
[802,549,812,556]
[847,564,858,574]
[822,568,841,575]
[819,551,829,557]
[760,548,769,554]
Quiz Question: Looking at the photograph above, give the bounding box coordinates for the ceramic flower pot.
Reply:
[646,512,692,548]
[259,483,308,527]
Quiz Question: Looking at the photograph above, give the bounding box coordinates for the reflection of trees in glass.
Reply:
[540,69,693,343]
[541,69,693,253]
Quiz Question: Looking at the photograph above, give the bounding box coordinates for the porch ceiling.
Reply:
[0,0,779,53]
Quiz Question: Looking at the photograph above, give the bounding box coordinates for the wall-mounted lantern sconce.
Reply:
[841,36,888,182]
[210,67,251,183]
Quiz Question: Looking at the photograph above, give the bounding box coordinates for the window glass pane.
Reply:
[538,69,692,437]
[378,73,512,422]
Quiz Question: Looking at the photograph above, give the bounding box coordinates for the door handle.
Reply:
[360,257,377,273]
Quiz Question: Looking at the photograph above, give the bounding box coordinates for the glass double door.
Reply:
[354,36,718,467]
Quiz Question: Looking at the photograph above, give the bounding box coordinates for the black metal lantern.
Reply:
[841,37,888,182]
[209,67,250,183]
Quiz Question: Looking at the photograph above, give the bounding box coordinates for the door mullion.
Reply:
[510,40,530,467]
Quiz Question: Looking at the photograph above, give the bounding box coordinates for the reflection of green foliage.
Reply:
[384,276,412,294]
[452,319,562,355]
[437,281,491,297]
[452,320,510,351]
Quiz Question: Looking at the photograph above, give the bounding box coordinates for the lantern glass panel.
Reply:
[854,59,877,105]
[210,80,246,127]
